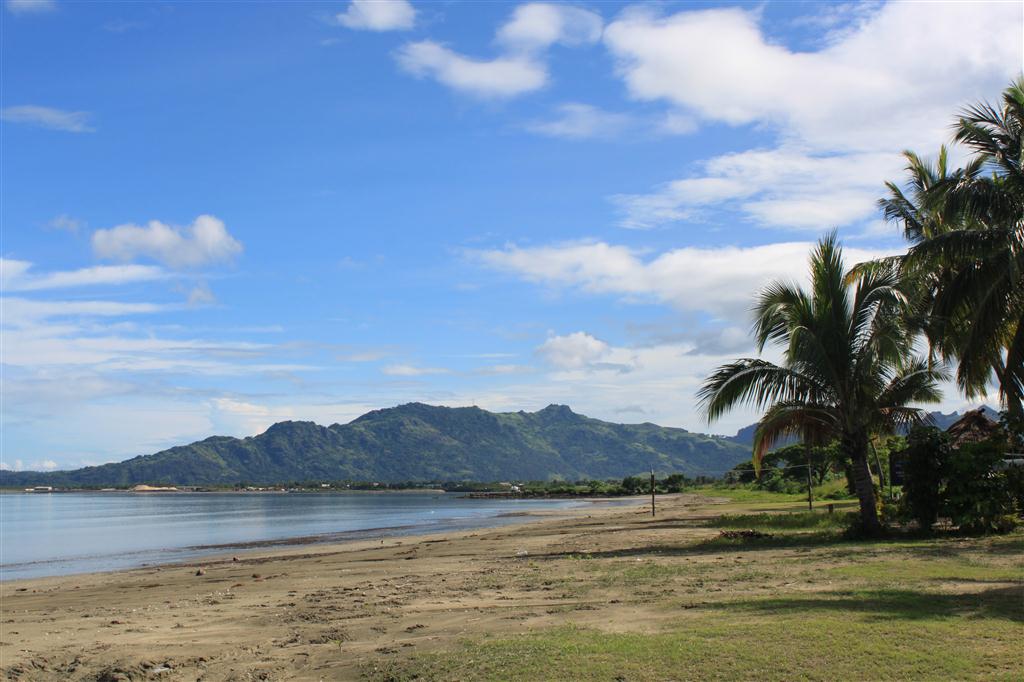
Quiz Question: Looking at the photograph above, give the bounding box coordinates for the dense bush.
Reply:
[896,426,1019,533]
[899,427,949,530]
[943,441,1018,533]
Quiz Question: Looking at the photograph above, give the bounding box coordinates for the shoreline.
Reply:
[0,495,638,584]
[2,493,1018,681]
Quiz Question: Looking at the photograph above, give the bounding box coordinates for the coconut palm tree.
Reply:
[699,233,946,534]
[882,79,1024,418]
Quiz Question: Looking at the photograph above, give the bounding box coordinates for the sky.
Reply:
[2,0,1022,471]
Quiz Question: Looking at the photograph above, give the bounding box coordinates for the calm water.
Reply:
[0,492,583,581]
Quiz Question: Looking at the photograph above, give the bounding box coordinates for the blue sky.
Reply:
[2,0,1021,470]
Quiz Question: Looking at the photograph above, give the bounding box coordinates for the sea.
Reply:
[0,491,585,581]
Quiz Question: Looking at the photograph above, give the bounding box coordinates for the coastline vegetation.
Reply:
[699,78,1024,537]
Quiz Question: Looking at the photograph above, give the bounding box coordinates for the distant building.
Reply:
[945,408,1002,448]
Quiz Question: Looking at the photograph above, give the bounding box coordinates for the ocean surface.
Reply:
[0,491,585,581]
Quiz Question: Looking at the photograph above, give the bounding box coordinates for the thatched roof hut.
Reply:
[945,408,1002,448]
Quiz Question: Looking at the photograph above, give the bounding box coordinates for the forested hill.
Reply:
[1,403,750,487]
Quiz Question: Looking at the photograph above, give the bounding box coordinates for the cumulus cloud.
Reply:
[92,214,242,269]
[6,0,55,14]
[474,240,898,321]
[396,41,547,98]
[537,331,610,369]
[395,3,602,99]
[496,3,602,52]
[603,2,1021,231]
[605,4,1018,151]
[1,105,93,132]
[336,0,415,31]
[1,259,167,292]
[526,103,630,139]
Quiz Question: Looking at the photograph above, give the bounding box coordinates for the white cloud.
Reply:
[658,112,697,136]
[1,259,167,291]
[614,148,902,230]
[603,2,1021,231]
[605,4,1018,152]
[396,41,547,98]
[5,0,55,15]
[1,105,93,132]
[382,363,450,376]
[3,298,166,326]
[526,103,630,139]
[186,281,216,306]
[537,331,610,369]
[210,398,284,436]
[339,349,392,362]
[496,3,602,52]
[336,0,415,31]
[92,214,242,268]
[395,3,603,99]
[475,239,899,321]
[47,214,84,232]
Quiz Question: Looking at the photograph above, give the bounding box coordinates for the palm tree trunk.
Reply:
[842,430,882,535]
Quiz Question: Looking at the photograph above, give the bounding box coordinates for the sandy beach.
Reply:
[0,495,694,680]
[2,493,1020,681]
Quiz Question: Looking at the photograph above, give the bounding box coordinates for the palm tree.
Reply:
[699,233,946,534]
[883,79,1024,418]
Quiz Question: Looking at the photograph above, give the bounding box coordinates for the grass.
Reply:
[692,479,854,504]
[711,510,853,530]
[366,498,1024,682]
[371,609,1021,681]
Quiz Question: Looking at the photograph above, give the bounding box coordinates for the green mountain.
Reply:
[0,403,750,487]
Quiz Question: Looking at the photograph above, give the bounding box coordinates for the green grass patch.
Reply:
[369,594,1022,681]
[693,481,855,504]
[830,558,1023,583]
[711,511,853,531]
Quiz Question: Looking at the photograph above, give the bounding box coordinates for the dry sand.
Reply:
[1,494,729,681]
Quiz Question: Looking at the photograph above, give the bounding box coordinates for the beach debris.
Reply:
[232,556,239,562]
[195,568,206,576]
[251,573,261,579]
[718,529,773,540]
[515,549,529,557]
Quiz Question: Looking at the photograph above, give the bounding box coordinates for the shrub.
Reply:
[899,427,948,531]
[943,440,1017,533]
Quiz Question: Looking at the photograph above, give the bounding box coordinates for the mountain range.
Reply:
[0,403,751,487]
[3,403,998,488]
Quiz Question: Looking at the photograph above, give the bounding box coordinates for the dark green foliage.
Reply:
[900,427,949,530]
[661,473,688,493]
[898,426,1019,533]
[0,403,748,487]
[943,440,1017,533]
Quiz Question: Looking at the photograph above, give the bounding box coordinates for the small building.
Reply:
[945,408,1002,448]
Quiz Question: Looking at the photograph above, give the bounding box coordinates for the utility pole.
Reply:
[650,468,656,517]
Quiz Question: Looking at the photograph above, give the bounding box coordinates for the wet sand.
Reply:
[2,494,717,680]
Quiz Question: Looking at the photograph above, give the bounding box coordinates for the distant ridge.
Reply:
[0,403,750,487]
